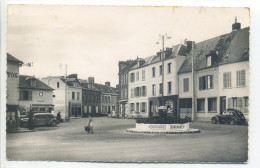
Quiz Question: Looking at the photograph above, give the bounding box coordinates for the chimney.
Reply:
[232,16,241,31]
[88,77,95,84]
[105,81,110,87]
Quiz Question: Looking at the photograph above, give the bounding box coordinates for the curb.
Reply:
[126,129,200,134]
[7,130,37,133]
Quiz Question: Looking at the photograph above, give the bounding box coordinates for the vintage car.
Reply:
[20,113,59,127]
[108,111,119,118]
[127,111,142,119]
[211,109,247,125]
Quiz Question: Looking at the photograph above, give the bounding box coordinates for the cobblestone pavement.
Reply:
[6,117,248,162]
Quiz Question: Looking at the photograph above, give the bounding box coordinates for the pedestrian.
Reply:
[57,111,61,122]
[28,109,34,130]
[88,118,94,134]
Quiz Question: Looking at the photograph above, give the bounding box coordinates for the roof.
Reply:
[178,27,249,74]
[7,53,23,64]
[19,75,54,90]
[92,83,117,94]
[130,44,187,71]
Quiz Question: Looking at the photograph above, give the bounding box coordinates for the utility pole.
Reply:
[191,42,196,121]
[65,64,68,121]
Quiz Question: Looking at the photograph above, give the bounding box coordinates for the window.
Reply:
[199,75,213,90]
[39,91,43,97]
[197,99,205,112]
[159,65,163,76]
[236,70,246,87]
[142,70,145,80]
[121,76,124,85]
[152,67,156,77]
[223,72,231,88]
[142,86,146,96]
[183,78,189,92]
[131,88,134,98]
[57,82,59,88]
[130,73,135,83]
[168,63,171,73]
[207,56,212,67]
[179,99,192,108]
[208,98,217,112]
[136,71,139,81]
[136,103,140,112]
[152,84,156,96]
[232,97,237,107]
[130,103,135,112]
[141,102,146,113]
[20,90,32,101]
[159,83,163,94]
[72,92,75,100]
[125,88,127,99]
[134,87,141,97]
[244,97,249,107]
[31,79,36,87]
[168,82,172,94]
[77,92,80,100]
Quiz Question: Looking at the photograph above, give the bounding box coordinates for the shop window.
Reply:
[197,99,205,112]
[179,99,192,108]
[236,70,246,87]
[208,98,217,112]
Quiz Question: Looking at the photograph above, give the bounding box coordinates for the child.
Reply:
[88,118,94,134]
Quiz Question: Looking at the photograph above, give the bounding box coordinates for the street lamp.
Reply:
[156,33,171,107]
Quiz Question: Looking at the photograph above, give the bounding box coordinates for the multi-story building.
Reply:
[80,79,101,117]
[6,53,23,132]
[118,60,137,117]
[19,75,54,114]
[42,74,82,118]
[128,45,188,118]
[178,21,249,120]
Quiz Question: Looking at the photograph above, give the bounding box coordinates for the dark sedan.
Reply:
[211,109,247,125]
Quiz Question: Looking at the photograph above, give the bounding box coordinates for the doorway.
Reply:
[220,96,226,115]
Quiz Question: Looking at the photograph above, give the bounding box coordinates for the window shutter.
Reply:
[228,98,232,108]
[236,71,239,86]
[242,70,246,86]
[210,75,214,89]
[29,91,32,100]
[237,97,242,108]
[199,77,202,90]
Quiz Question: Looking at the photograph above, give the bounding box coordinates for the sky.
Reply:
[7,6,250,87]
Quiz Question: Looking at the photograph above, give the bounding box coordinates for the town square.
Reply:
[2,4,253,166]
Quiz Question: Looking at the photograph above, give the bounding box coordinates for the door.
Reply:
[149,101,153,118]
[220,96,226,115]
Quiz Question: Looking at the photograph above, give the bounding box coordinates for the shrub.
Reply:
[136,116,189,124]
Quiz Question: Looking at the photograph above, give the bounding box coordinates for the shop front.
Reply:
[148,95,178,118]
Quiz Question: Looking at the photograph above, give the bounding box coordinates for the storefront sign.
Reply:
[170,124,185,130]
[7,72,18,78]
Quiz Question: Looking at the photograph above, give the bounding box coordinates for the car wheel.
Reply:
[230,119,236,125]
[50,121,58,127]
[212,118,217,124]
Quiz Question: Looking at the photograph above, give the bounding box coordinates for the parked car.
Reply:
[20,113,59,127]
[127,111,142,119]
[108,111,119,118]
[211,109,247,125]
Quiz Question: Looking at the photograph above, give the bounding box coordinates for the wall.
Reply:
[6,62,19,105]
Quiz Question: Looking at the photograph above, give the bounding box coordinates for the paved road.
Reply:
[6,117,248,162]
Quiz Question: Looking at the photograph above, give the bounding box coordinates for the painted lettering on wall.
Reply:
[7,72,18,78]
[149,125,166,130]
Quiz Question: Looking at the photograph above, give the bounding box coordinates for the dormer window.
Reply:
[207,55,212,67]
[31,79,36,87]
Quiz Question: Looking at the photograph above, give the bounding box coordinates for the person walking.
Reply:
[88,118,94,134]
[57,111,61,122]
